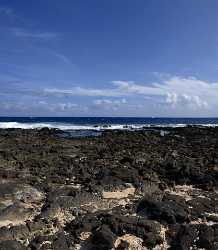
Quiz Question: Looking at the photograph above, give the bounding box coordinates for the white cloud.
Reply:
[111,77,216,109]
[0,100,88,116]
[93,98,126,105]
[53,103,78,112]
[165,93,178,106]
[112,80,165,95]
[42,76,216,110]
[180,94,208,108]
[38,101,80,112]
[44,87,123,97]
[16,76,218,111]
[11,28,59,40]
[1,75,218,115]
[165,93,208,109]
[0,101,28,112]
[93,98,127,111]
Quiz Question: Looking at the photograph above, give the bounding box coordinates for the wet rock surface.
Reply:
[0,127,217,249]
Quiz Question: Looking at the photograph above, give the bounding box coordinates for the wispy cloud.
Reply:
[1,76,218,112]
[93,98,126,105]
[111,78,214,109]
[52,52,73,66]
[0,100,87,116]
[38,101,82,112]
[0,6,14,17]
[11,28,59,40]
[43,76,218,110]
[93,98,127,110]
[43,86,123,97]
[0,83,47,97]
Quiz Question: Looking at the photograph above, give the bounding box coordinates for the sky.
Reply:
[0,0,218,117]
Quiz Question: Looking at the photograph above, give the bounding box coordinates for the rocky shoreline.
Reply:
[0,127,217,250]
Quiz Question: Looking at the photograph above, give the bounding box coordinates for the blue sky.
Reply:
[0,0,218,117]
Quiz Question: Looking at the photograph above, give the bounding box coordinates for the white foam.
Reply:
[0,122,134,130]
[0,122,54,129]
[0,122,218,130]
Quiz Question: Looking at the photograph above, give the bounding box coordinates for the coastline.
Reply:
[0,127,217,249]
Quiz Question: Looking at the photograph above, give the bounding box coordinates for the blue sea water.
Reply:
[0,117,218,131]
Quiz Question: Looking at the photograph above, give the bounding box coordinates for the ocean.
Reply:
[0,117,218,131]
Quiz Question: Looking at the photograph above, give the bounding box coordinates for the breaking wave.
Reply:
[0,122,218,131]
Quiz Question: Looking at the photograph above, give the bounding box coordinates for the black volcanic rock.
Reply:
[0,240,27,250]
[0,127,217,249]
[137,195,189,224]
